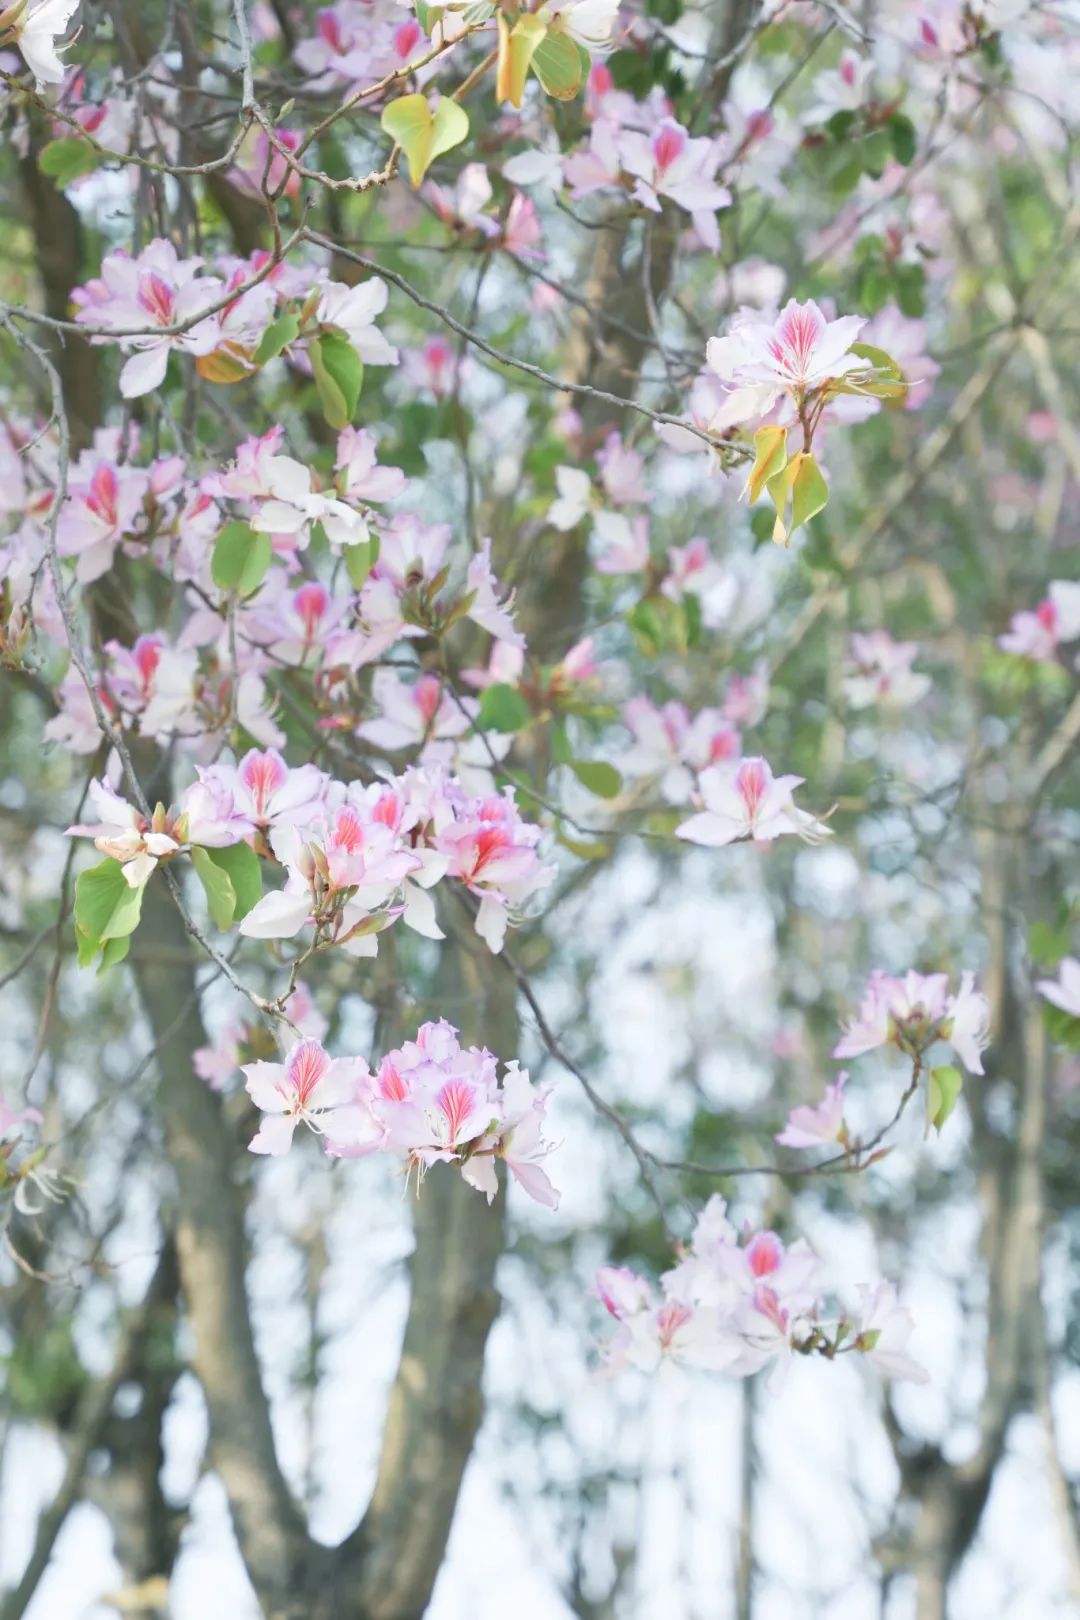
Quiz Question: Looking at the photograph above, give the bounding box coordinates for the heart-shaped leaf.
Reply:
[212,521,273,596]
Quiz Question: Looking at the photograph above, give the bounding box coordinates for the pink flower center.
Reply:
[138,272,176,327]
[653,125,685,175]
[736,758,768,818]
[240,750,287,817]
[295,582,329,638]
[87,463,119,527]
[286,1040,329,1108]
[656,1300,693,1348]
[435,1078,478,1144]
[746,1230,783,1277]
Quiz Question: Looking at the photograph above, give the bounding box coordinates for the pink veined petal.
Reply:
[285,1039,332,1107]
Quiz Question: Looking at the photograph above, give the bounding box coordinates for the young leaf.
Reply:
[212,521,273,596]
[429,99,470,167]
[202,842,263,921]
[344,536,379,589]
[311,331,363,429]
[927,1064,963,1133]
[496,13,548,108]
[743,425,788,505]
[569,759,622,799]
[531,29,584,98]
[477,682,531,733]
[39,136,101,187]
[191,845,237,931]
[74,858,145,955]
[380,94,469,187]
[790,452,829,534]
[255,312,301,365]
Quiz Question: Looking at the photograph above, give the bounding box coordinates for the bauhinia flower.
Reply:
[595,1196,927,1386]
[243,1038,372,1155]
[843,631,932,710]
[998,580,1080,662]
[676,756,832,848]
[847,1281,930,1384]
[706,297,868,428]
[775,1072,848,1149]
[834,969,990,1074]
[66,779,182,888]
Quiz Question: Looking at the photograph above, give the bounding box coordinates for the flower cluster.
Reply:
[676,756,832,848]
[243,1021,560,1208]
[835,969,991,1074]
[596,1196,928,1385]
[67,753,553,956]
[72,239,397,399]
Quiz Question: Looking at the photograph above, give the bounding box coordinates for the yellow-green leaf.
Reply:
[927,1064,963,1133]
[790,452,829,533]
[497,13,548,108]
[743,425,787,505]
[531,29,584,98]
[380,94,469,187]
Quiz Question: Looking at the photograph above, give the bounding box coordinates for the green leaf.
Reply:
[39,137,101,187]
[254,312,301,365]
[343,536,379,589]
[531,29,585,98]
[496,13,547,108]
[74,858,145,960]
[825,109,858,140]
[380,93,469,186]
[311,331,363,430]
[211,521,273,596]
[99,934,132,973]
[191,845,237,931]
[477,682,531,733]
[790,453,829,534]
[557,832,611,861]
[202,842,262,921]
[569,759,622,799]
[860,128,891,179]
[627,595,684,658]
[1044,1004,1080,1052]
[744,425,788,504]
[927,1064,963,1133]
[888,111,917,166]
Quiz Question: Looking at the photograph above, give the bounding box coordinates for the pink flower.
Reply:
[706,298,867,426]
[844,630,932,709]
[74,239,226,399]
[676,757,831,847]
[215,748,328,832]
[437,786,554,953]
[775,1073,848,1149]
[243,1038,372,1155]
[334,426,407,504]
[834,969,989,1073]
[66,779,180,888]
[619,118,731,250]
[998,582,1080,661]
[1036,956,1080,1020]
[850,1282,929,1383]
[56,458,150,583]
